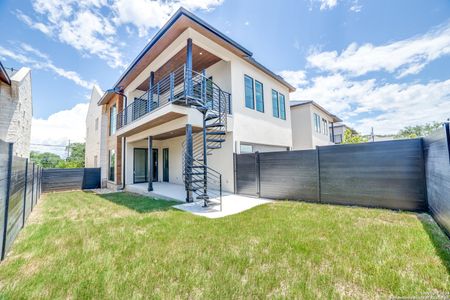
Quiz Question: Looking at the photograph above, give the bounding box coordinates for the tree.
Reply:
[30,151,63,168]
[395,122,443,139]
[342,128,369,144]
[64,142,85,168]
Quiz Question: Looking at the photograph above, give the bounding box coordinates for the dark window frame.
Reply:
[255,80,264,113]
[272,89,279,118]
[279,93,286,120]
[109,104,117,136]
[108,149,115,182]
[244,75,255,110]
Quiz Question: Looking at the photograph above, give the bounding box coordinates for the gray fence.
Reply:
[423,123,450,236]
[42,168,101,193]
[1,140,42,261]
[235,138,427,211]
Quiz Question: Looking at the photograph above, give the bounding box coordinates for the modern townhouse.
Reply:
[87,8,295,207]
[0,61,32,158]
[290,100,341,150]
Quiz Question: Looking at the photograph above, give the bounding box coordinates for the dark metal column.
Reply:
[185,124,193,202]
[148,136,153,191]
[186,38,193,98]
[22,158,28,228]
[121,136,126,190]
[331,122,335,143]
[147,71,154,112]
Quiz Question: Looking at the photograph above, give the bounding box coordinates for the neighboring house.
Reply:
[332,123,352,144]
[85,85,104,168]
[0,61,32,158]
[290,100,341,150]
[88,8,295,204]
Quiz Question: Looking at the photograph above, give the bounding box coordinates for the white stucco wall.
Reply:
[0,68,32,158]
[85,85,103,168]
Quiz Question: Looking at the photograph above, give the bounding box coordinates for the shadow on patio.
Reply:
[95,192,179,213]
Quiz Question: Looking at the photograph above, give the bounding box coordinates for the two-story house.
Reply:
[290,100,341,150]
[0,61,32,158]
[88,8,295,207]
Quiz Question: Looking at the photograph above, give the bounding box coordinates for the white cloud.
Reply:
[278,70,308,87]
[310,0,338,10]
[288,74,450,134]
[17,0,225,67]
[31,103,88,156]
[307,21,450,78]
[0,44,95,89]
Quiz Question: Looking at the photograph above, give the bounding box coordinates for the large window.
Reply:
[322,118,328,135]
[314,113,321,133]
[109,104,117,136]
[279,93,286,120]
[244,75,254,109]
[108,149,115,182]
[272,90,279,118]
[255,80,264,112]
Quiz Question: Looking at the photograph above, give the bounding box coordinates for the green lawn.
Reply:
[0,191,449,299]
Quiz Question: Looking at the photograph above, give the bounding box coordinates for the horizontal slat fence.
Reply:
[423,123,450,236]
[1,140,42,261]
[235,138,427,212]
[42,168,101,193]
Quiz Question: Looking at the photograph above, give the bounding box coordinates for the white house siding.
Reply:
[0,68,32,158]
[85,85,103,168]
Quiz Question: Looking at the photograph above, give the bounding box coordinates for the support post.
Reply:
[157,82,160,107]
[22,159,28,228]
[186,38,193,98]
[256,151,261,198]
[148,136,153,191]
[202,114,208,205]
[316,146,321,203]
[30,163,35,211]
[170,72,174,102]
[122,136,126,190]
[147,72,154,112]
[185,124,193,202]
[1,143,13,260]
[331,122,335,143]
[202,69,206,103]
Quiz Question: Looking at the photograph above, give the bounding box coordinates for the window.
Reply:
[322,118,328,135]
[244,75,254,109]
[240,144,253,153]
[255,80,264,112]
[95,117,99,131]
[313,113,321,133]
[108,150,115,181]
[109,104,117,135]
[279,93,286,120]
[272,90,279,118]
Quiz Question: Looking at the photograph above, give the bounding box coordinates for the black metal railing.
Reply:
[116,65,232,130]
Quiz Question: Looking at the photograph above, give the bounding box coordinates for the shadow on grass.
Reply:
[418,213,450,274]
[95,192,179,213]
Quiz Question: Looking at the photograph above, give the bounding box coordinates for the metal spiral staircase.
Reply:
[182,69,228,210]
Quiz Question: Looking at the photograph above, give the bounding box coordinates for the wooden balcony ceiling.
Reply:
[137,44,221,91]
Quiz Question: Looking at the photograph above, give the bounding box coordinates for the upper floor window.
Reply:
[244,75,254,109]
[255,80,264,112]
[272,90,279,118]
[314,113,321,133]
[322,118,328,135]
[272,90,286,119]
[109,104,117,136]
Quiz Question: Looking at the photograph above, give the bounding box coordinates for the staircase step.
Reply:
[205,123,224,128]
[206,131,225,135]
[207,138,225,143]
[205,113,219,121]
[207,145,222,150]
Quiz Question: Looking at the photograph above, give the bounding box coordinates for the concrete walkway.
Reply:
[125,182,272,218]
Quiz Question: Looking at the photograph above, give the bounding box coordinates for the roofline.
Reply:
[0,61,11,85]
[290,100,342,122]
[112,7,252,90]
[244,57,296,92]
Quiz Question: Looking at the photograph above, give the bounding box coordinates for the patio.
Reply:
[124,182,272,218]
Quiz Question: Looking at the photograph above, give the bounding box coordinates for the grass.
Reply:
[0,191,449,299]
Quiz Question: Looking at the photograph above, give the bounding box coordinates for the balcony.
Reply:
[116,64,231,130]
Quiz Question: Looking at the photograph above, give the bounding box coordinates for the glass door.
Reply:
[133,148,148,183]
[163,148,169,182]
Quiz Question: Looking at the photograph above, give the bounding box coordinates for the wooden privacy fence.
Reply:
[41,168,101,193]
[235,138,427,211]
[0,140,42,261]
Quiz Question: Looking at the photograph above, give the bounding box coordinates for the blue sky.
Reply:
[0,0,449,153]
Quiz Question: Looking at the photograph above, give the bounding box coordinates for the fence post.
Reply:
[316,146,321,203]
[30,163,35,211]
[22,158,28,228]
[233,153,237,194]
[255,152,261,198]
[1,143,13,260]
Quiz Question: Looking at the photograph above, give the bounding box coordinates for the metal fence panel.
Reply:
[424,123,450,235]
[319,139,427,211]
[259,150,318,202]
[42,168,101,193]
[235,153,257,196]
[24,163,33,219]
[0,140,10,258]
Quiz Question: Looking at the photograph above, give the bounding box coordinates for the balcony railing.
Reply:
[116,64,232,130]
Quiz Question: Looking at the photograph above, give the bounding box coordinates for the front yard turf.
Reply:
[0,191,449,299]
